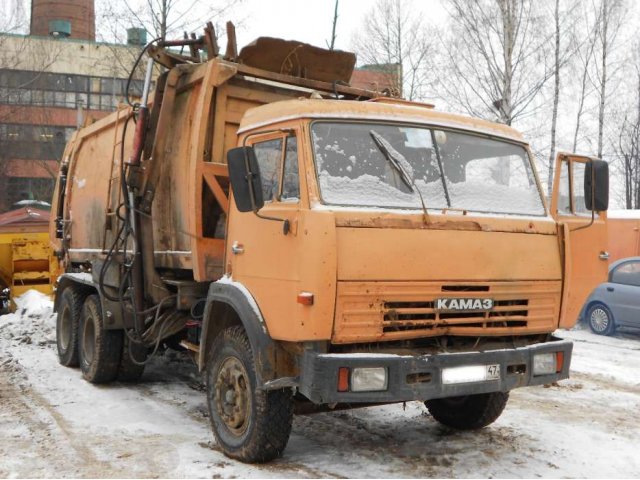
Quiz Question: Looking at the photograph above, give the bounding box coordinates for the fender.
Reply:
[54,272,95,312]
[199,279,287,386]
[54,272,130,329]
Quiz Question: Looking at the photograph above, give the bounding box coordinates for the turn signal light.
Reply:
[556,351,564,373]
[297,292,314,306]
[337,367,350,392]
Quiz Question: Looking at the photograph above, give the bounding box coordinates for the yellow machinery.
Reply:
[0,206,56,312]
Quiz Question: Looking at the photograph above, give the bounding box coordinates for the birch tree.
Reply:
[351,0,434,100]
[616,46,640,208]
[546,0,561,194]
[594,0,625,158]
[544,0,582,193]
[571,9,599,152]
[436,0,554,126]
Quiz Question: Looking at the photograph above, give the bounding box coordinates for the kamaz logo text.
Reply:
[435,298,494,311]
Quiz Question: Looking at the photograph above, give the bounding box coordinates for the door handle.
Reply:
[231,241,244,255]
[599,251,610,261]
[606,287,614,292]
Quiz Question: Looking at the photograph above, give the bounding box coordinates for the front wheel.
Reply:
[587,303,615,336]
[205,326,293,463]
[425,391,509,430]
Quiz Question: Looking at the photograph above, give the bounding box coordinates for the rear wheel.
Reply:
[425,392,509,430]
[587,303,615,336]
[78,295,123,383]
[205,326,293,463]
[56,286,86,367]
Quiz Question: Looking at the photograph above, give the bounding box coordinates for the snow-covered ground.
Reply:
[1,291,639,478]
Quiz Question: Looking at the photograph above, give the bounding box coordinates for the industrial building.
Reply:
[0,0,145,212]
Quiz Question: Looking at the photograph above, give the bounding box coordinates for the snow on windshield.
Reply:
[311,122,545,215]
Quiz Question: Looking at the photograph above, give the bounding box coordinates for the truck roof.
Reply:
[238,98,526,143]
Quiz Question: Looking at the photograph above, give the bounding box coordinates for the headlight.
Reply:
[351,367,388,392]
[533,353,556,376]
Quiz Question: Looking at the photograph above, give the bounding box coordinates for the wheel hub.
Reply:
[215,356,250,435]
[82,314,95,363]
[591,308,609,332]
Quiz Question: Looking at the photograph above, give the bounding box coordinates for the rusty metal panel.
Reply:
[11,240,50,261]
[67,108,136,259]
[238,37,356,83]
[151,87,199,260]
[12,271,50,281]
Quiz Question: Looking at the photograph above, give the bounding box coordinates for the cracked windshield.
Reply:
[311,122,545,215]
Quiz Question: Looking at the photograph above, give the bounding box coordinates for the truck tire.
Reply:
[425,392,509,430]
[205,326,293,463]
[78,295,123,384]
[117,332,146,382]
[56,286,86,367]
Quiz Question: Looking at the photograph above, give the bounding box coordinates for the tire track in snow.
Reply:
[0,357,121,477]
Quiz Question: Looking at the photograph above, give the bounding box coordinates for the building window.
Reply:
[0,68,146,111]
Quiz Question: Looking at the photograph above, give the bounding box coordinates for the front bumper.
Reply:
[298,336,572,404]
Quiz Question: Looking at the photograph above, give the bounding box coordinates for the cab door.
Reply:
[226,130,304,339]
[550,153,609,328]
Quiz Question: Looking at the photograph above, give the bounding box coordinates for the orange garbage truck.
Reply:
[49,30,610,463]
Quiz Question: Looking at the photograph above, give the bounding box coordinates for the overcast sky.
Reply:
[1,0,447,53]
[231,0,446,51]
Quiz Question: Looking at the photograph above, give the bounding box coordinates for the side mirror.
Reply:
[227,147,264,213]
[584,159,609,211]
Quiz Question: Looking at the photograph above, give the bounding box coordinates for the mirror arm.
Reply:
[570,209,595,232]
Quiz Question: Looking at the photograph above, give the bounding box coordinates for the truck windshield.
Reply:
[311,121,545,216]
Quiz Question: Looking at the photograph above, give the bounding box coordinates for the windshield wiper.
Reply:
[370,130,414,191]
[370,130,430,224]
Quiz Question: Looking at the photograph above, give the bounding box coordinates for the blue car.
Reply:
[582,256,640,335]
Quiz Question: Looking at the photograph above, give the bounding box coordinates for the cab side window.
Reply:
[572,162,589,215]
[558,160,571,214]
[558,159,592,216]
[281,136,299,201]
[252,135,300,203]
[253,138,283,202]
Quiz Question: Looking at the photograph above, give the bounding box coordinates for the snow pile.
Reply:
[13,290,53,316]
[0,289,56,348]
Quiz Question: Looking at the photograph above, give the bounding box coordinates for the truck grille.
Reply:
[383,299,529,332]
[332,281,561,344]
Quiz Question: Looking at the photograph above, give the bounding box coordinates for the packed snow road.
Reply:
[1,292,639,478]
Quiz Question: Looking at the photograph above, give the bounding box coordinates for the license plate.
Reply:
[442,364,501,384]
